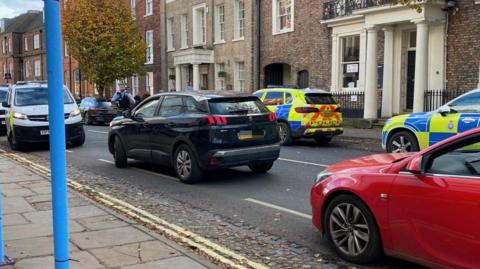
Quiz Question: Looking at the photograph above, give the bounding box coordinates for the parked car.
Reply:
[79,97,118,125]
[253,88,343,146]
[3,81,85,150]
[311,127,480,268]
[383,88,480,153]
[0,84,9,134]
[108,92,281,183]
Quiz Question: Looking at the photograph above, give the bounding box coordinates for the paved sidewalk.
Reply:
[340,127,382,141]
[0,157,217,269]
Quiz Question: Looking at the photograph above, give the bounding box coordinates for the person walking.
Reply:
[112,87,135,115]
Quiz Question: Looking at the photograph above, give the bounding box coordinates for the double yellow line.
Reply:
[0,150,268,269]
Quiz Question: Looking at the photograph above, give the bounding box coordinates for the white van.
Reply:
[0,84,9,134]
[3,81,85,150]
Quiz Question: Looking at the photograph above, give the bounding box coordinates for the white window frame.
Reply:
[25,60,30,78]
[145,30,154,64]
[146,72,154,95]
[34,34,40,49]
[131,0,136,19]
[132,74,139,95]
[234,1,245,41]
[64,43,68,56]
[192,4,207,46]
[24,37,28,51]
[272,0,294,35]
[339,34,360,91]
[215,5,225,43]
[34,60,41,78]
[215,63,225,91]
[145,0,153,16]
[167,17,175,51]
[180,15,188,49]
[235,62,245,92]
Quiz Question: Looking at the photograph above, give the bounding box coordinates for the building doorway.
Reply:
[297,70,309,89]
[406,51,416,110]
[264,63,291,88]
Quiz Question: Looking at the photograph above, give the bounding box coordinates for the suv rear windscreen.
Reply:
[0,90,8,102]
[15,87,74,106]
[208,97,270,115]
[305,93,336,105]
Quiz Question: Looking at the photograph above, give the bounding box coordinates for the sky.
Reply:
[0,0,43,18]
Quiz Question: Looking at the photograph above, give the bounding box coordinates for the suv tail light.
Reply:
[268,112,276,122]
[207,115,228,125]
[295,107,319,113]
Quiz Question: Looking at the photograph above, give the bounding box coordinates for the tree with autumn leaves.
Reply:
[63,0,146,97]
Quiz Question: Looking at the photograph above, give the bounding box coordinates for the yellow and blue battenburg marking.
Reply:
[383,111,480,150]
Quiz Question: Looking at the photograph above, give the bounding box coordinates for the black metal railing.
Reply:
[424,89,468,112]
[323,0,393,20]
[332,91,381,119]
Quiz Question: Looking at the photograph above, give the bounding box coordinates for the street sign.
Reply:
[3,73,11,80]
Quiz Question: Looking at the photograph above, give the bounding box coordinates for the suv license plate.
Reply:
[40,130,49,136]
[238,130,265,140]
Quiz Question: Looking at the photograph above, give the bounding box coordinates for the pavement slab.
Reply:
[4,221,84,241]
[3,214,29,226]
[3,197,36,214]
[70,226,154,249]
[22,205,106,223]
[5,236,78,259]
[75,215,129,231]
[90,240,180,268]
[13,251,104,269]
[120,256,207,269]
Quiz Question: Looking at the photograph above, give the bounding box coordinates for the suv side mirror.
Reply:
[2,101,10,108]
[405,155,423,175]
[438,106,451,117]
[122,110,132,118]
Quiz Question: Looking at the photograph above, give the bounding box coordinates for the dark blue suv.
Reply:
[108,92,281,183]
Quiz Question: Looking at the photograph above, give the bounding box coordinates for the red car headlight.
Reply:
[315,171,333,184]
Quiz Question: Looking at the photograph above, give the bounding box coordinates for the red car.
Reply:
[311,127,480,268]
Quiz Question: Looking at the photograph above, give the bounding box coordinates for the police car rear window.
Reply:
[15,87,74,106]
[208,97,269,115]
[305,93,336,105]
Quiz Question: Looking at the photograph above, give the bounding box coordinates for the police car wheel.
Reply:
[278,122,292,146]
[387,131,419,153]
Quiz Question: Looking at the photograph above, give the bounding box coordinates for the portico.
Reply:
[324,2,447,119]
[172,48,214,91]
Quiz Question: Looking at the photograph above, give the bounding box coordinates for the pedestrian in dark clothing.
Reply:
[112,87,135,115]
[134,95,141,106]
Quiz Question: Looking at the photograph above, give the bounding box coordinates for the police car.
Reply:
[2,81,85,150]
[383,88,480,153]
[0,84,9,133]
[253,88,343,145]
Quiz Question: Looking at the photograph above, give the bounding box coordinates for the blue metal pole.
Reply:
[0,182,14,266]
[44,1,71,269]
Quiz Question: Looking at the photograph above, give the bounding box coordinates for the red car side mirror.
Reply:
[405,155,423,175]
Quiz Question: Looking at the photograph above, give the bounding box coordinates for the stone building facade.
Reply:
[164,0,255,93]
[320,0,480,119]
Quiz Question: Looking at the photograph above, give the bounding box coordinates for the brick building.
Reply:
[121,0,166,98]
[164,0,255,93]
[259,0,331,91]
[0,11,46,84]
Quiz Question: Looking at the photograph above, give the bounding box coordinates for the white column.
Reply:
[193,63,200,91]
[330,34,339,92]
[175,65,181,92]
[364,26,379,119]
[382,26,394,117]
[413,20,429,113]
[358,29,367,92]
